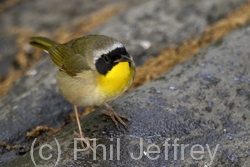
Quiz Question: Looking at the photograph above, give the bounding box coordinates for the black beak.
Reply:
[115,54,131,62]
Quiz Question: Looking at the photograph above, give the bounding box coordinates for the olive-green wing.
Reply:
[30,36,91,75]
[49,44,91,76]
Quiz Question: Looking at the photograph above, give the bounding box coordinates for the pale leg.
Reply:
[74,105,95,152]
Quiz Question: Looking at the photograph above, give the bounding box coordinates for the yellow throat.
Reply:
[97,62,133,97]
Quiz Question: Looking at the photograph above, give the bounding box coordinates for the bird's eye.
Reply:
[103,55,111,62]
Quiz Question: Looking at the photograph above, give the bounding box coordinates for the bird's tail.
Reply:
[29,37,59,51]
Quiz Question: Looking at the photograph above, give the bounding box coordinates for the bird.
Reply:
[29,34,136,149]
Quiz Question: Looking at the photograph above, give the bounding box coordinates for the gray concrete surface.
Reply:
[4,21,250,167]
[0,0,138,79]
[92,0,249,65]
[0,0,247,77]
[0,0,249,166]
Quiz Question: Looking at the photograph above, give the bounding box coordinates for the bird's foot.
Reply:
[102,103,128,129]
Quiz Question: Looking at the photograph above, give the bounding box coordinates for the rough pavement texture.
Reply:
[0,0,247,83]
[0,0,131,96]
[92,0,249,65]
[1,0,250,166]
[5,21,250,167]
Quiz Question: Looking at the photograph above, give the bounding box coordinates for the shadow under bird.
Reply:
[30,34,136,149]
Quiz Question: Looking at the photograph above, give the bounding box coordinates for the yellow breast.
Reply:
[97,62,133,99]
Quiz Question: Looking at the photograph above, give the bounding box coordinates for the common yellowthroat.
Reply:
[30,34,135,147]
